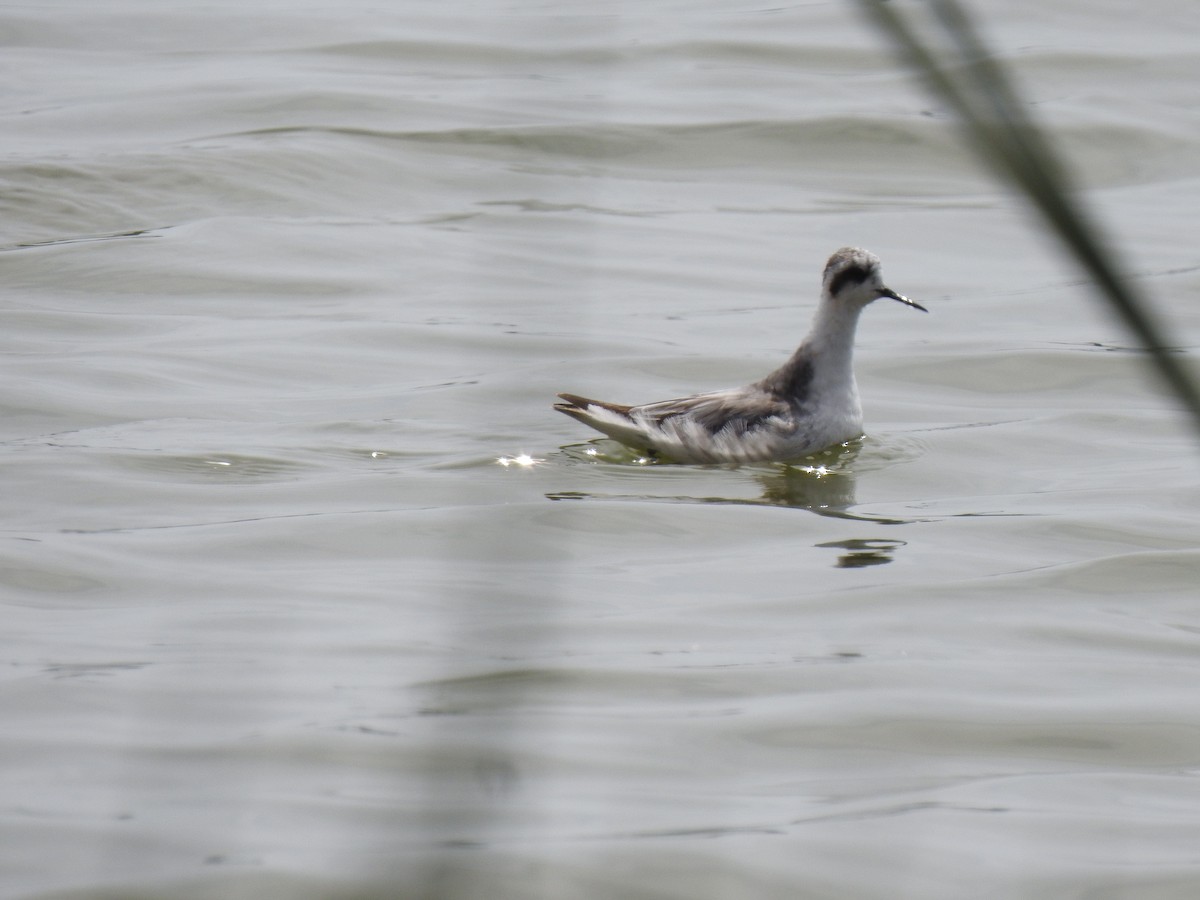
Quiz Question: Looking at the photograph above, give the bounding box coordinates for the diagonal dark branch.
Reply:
[856,0,1200,438]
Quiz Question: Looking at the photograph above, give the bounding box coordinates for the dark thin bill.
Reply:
[879,286,928,312]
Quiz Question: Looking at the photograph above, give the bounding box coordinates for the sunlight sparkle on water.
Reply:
[496,453,544,468]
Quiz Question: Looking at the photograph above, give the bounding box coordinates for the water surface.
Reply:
[3,1,1200,898]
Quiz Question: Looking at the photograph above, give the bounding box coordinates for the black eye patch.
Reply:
[828,264,871,297]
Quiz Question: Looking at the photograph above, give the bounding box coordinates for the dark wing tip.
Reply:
[556,392,591,408]
[556,393,635,416]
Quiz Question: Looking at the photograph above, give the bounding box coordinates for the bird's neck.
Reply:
[806,297,864,376]
[758,298,865,403]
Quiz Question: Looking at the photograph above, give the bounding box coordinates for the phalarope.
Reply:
[554,247,926,464]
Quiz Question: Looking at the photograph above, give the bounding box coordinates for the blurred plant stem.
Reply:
[856,0,1200,439]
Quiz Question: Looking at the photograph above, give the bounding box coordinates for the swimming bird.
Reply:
[554,247,926,464]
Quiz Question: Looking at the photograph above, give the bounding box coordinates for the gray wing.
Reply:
[634,388,794,439]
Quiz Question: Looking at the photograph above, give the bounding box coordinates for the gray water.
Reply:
[4,1,1200,898]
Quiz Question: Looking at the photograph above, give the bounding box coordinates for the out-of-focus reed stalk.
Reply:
[856,0,1200,439]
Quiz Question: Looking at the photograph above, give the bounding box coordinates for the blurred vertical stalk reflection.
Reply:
[856,0,1200,440]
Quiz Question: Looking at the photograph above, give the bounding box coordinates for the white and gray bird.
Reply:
[554,247,927,464]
